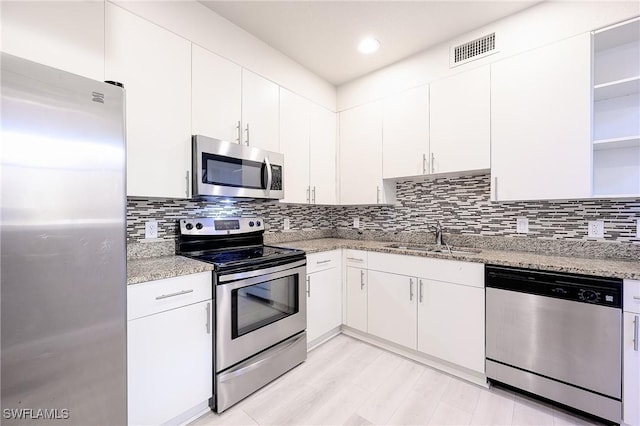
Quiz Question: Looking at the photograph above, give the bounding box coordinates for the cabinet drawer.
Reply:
[345,250,368,268]
[368,252,484,288]
[624,279,640,314]
[307,250,341,274]
[128,272,212,320]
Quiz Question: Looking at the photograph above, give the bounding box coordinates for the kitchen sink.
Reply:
[385,244,481,255]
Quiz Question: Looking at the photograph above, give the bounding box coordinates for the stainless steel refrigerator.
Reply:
[1,53,127,425]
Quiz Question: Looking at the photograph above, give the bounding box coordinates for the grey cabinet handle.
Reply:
[376,186,380,204]
[306,276,311,297]
[312,186,316,204]
[493,176,498,201]
[306,186,310,203]
[185,170,190,198]
[635,315,639,352]
[236,120,241,144]
[316,259,331,265]
[633,296,640,301]
[244,123,250,146]
[347,257,364,262]
[419,279,424,303]
[206,302,211,334]
[431,153,435,173]
[155,289,193,300]
[423,153,427,174]
[409,278,414,301]
[360,270,365,290]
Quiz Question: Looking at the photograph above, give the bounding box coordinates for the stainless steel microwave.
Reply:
[192,135,284,199]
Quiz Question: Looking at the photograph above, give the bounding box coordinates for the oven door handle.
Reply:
[218,332,306,382]
[218,259,307,284]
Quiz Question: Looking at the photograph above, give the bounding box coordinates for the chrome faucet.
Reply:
[431,220,444,246]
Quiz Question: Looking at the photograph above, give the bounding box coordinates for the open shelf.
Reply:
[594,76,640,101]
[594,17,640,52]
[593,135,640,151]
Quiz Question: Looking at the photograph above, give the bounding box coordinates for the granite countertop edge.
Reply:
[127,238,640,284]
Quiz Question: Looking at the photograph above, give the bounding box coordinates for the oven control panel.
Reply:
[180,217,265,235]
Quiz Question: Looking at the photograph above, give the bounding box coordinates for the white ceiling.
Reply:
[200,1,541,86]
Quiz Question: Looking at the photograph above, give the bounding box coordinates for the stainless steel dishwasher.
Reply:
[485,265,623,423]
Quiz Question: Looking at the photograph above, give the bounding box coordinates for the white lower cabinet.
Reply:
[368,271,417,349]
[127,273,213,426]
[306,251,342,344]
[417,278,485,373]
[624,279,640,426]
[345,266,368,332]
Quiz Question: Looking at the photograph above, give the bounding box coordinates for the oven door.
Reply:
[216,260,306,371]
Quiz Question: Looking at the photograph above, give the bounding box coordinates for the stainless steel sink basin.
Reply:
[385,244,481,255]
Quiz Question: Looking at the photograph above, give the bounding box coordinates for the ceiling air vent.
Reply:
[450,32,497,68]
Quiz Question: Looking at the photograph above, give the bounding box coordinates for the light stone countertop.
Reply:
[127,237,640,285]
[270,238,640,281]
[127,255,214,285]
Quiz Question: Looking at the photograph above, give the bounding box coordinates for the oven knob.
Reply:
[256,221,261,227]
[185,223,193,230]
[249,221,255,227]
[580,289,599,303]
[195,223,203,230]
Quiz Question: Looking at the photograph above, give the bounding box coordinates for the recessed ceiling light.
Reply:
[358,37,380,54]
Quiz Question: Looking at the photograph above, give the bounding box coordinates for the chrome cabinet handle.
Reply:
[205,302,211,334]
[244,123,250,145]
[306,276,311,297]
[376,186,380,204]
[347,257,364,262]
[419,280,424,303]
[185,170,190,198]
[306,186,310,203]
[423,153,427,174]
[316,259,331,264]
[155,289,194,300]
[431,153,435,173]
[264,157,273,191]
[312,186,316,204]
[236,120,241,144]
[360,270,365,290]
[493,176,498,201]
[635,315,639,352]
[633,296,640,301]
[409,278,414,301]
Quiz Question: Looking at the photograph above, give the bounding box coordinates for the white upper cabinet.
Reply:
[339,101,385,204]
[1,1,104,81]
[279,88,311,204]
[309,104,337,205]
[106,3,192,199]
[242,69,280,152]
[491,33,592,201]
[382,85,430,178]
[192,44,242,144]
[430,65,490,174]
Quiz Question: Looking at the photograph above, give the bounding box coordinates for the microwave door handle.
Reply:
[264,157,273,191]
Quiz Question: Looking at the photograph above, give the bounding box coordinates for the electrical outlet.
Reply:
[283,218,290,231]
[145,221,158,239]
[587,220,604,238]
[516,217,529,234]
[353,218,360,229]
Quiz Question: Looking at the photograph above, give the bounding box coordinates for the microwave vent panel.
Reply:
[450,32,497,67]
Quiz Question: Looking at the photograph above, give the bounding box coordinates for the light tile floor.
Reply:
[192,335,606,426]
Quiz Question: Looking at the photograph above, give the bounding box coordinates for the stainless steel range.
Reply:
[178,217,307,413]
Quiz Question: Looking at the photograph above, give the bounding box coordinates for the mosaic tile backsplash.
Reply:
[127,173,640,245]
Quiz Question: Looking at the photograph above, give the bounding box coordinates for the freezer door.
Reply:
[1,53,127,425]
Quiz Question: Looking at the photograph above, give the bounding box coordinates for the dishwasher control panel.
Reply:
[485,265,622,308]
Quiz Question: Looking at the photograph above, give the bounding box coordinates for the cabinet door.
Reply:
[307,267,342,343]
[279,88,311,204]
[345,267,368,332]
[430,66,490,174]
[192,44,242,143]
[128,300,213,425]
[1,1,104,81]
[309,104,337,205]
[368,271,417,349]
[106,3,191,198]
[624,312,640,426]
[339,101,383,204]
[491,33,591,201]
[382,85,429,178]
[241,69,280,152]
[417,279,484,373]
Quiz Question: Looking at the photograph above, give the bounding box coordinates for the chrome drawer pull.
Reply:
[306,276,311,297]
[419,280,424,303]
[635,315,639,352]
[347,257,364,262]
[409,278,414,301]
[633,296,640,301]
[155,289,194,300]
[206,302,211,334]
[360,270,365,290]
[316,259,331,264]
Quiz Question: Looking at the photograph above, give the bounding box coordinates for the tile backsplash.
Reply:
[128,173,640,245]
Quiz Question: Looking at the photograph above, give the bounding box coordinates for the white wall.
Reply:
[111,0,336,111]
[337,1,639,111]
